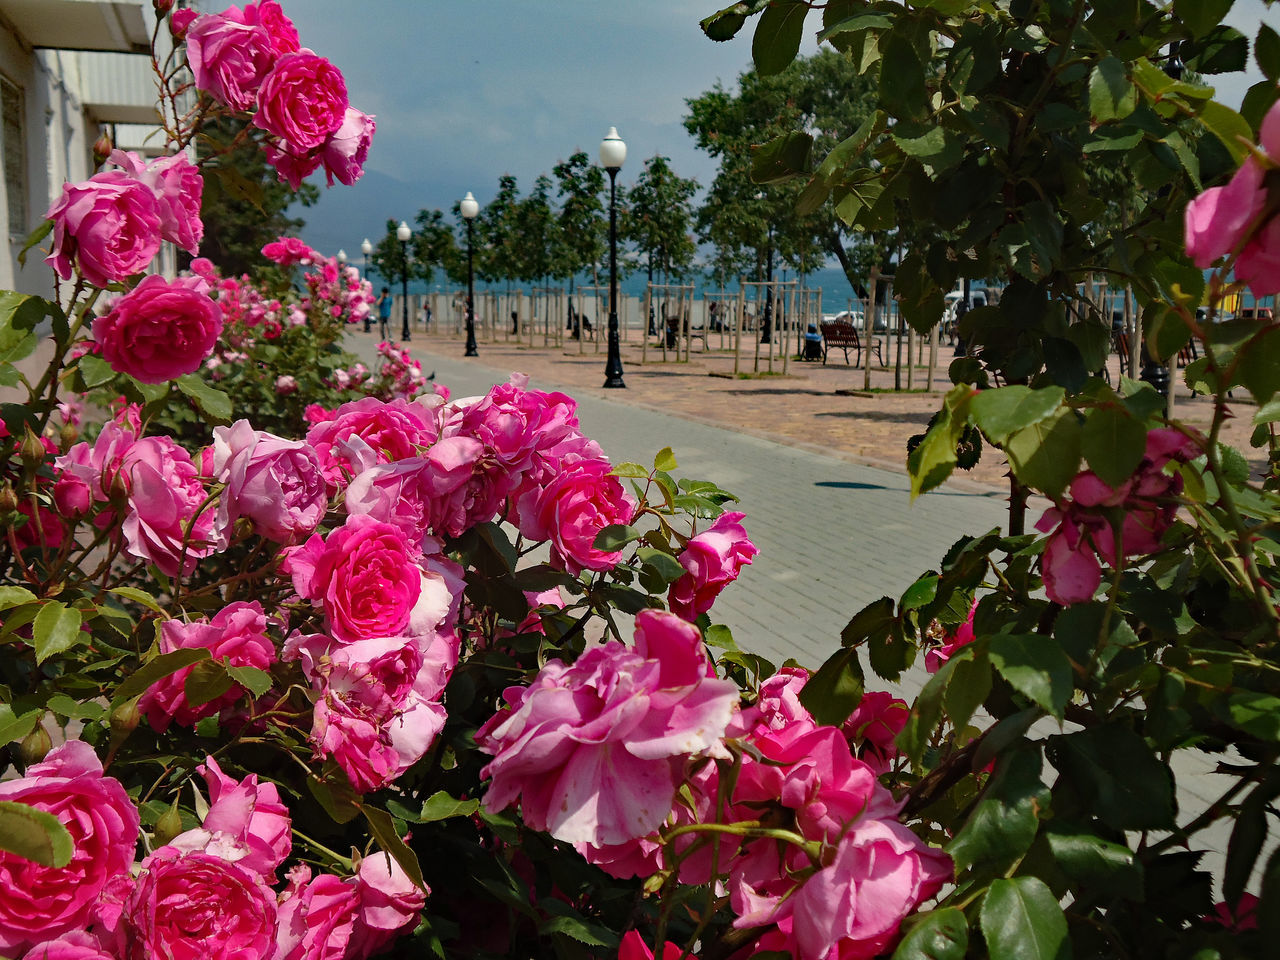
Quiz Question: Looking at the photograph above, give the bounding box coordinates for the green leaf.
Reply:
[307,772,361,823]
[1225,691,1280,741]
[908,383,976,499]
[1257,23,1280,81]
[1048,724,1175,830]
[948,746,1049,873]
[1260,846,1280,945]
[1090,56,1137,122]
[1175,0,1237,41]
[225,664,272,698]
[1005,409,1082,500]
[653,446,678,472]
[1237,327,1280,404]
[1043,824,1144,899]
[0,586,37,610]
[0,704,42,744]
[418,790,482,822]
[214,164,264,211]
[818,13,892,44]
[1080,408,1146,493]
[800,648,865,726]
[943,650,991,733]
[32,602,84,665]
[0,800,74,867]
[611,461,649,479]
[752,0,807,76]
[880,32,929,121]
[636,547,687,584]
[704,623,736,650]
[538,914,615,948]
[751,131,814,184]
[900,575,939,612]
[360,803,426,893]
[76,354,116,389]
[593,524,642,551]
[980,877,1069,960]
[0,291,45,363]
[184,659,235,708]
[16,219,54,269]
[107,586,167,615]
[1198,100,1255,163]
[892,908,967,960]
[971,386,1065,445]
[175,374,233,423]
[700,1,769,42]
[841,596,896,647]
[112,647,211,703]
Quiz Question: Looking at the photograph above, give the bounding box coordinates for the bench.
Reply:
[820,320,883,368]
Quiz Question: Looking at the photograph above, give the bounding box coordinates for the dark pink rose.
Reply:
[284,514,423,643]
[260,235,319,266]
[139,602,274,731]
[516,455,635,575]
[668,511,758,621]
[100,849,277,960]
[185,13,275,111]
[238,1,300,54]
[92,274,222,383]
[618,930,685,960]
[274,866,359,960]
[1184,157,1266,268]
[187,756,291,881]
[44,172,161,287]
[262,139,322,190]
[0,742,140,956]
[842,690,909,775]
[253,51,348,151]
[1236,215,1280,296]
[348,853,427,960]
[924,600,978,674]
[477,610,739,845]
[739,666,814,735]
[19,931,115,960]
[170,7,198,38]
[212,420,327,543]
[118,434,217,576]
[143,152,204,252]
[306,396,439,489]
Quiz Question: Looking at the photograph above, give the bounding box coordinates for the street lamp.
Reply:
[600,126,626,389]
[460,191,480,357]
[337,248,347,267]
[360,238,373,332]
[396,220,411,342]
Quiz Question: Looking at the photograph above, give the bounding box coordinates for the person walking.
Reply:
[376,287,392,340]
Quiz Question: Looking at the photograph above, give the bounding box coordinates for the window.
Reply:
[2,75,26,238]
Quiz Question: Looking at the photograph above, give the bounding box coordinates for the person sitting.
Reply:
[581,314,594,340]
[803,323,823,361]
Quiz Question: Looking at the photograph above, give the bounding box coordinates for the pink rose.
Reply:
[237,1,300,55]
[185,13,275,111]
[118,435,216,576]
[668,511,758,621]
[0,742,140,956]
[93,274,222,383]
[139,601,275,732]
[263,139,322,191]
[740,666,814,735]
[275,374,298,395]
[619,930,685,960]
[1236,215,1280,296]
[274,867,359,960]
[349,853,427,960]
[44,172,161,287]
[284,514,423,643]
[142,152,204,252]
[1184,158,1266,268]
[253,51,348,151]
[306,396,439,489]
[842,690,909,775]
[19,931,115,960]
[170,7,198,38]
[190,756,291,881]
[321,108,376,186]
[924,600,978,674]
[99,849,277,960]
[261,235,318,266]
[212,420,327,543]
[477,610,739,845]
[516,455,635,575]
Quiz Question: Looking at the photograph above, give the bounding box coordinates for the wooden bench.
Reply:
[820,320,883,368]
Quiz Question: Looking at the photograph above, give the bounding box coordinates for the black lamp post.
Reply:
[755,191,774,345]
[360,238,372,332]
[460,191,480,357]
[601,127,627,388]
[396,220,411,342]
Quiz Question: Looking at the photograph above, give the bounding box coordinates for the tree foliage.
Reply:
[623,155,699,284]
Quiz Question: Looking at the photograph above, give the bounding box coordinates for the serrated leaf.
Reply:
[980,877,1068,960]
[0,800,74,867]
[593,524,642,551]
[0,586,37,610]
[76,354,116,389]
[16,219,54,269]
[611,461,649,478]
[800,648,865,726]
[751,130,814,184]
[1044,824,1144,900]
[1005,409,1082,500]
[948,746,1049,873]
[1257,23,1280,81]
[418,790,482,822]
[1198,100,1255,163]
[1090,56,1137,122]
[175,374,233,422]
[225,664,272,698]
[752,0,807,76]
[892,908,968,960]
[1048,724,1174,830]
[970,386,1065,445]
[636,546,687,584]
[1175,0,1237,41]
[539,914,615,948]
[32,602,84,665]
[184,659,235,707]
[988,633,1072,720]
[653,446,678,472]
[1082,408,1147,487]
[0,704,41,744]
[108,586,168,615]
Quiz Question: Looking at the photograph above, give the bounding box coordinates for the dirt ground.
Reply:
[398,325,1264,493]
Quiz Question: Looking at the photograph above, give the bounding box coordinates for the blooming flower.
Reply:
[476,610,739,845]
[211,420,328,544]
[92,274,222,383]
[44,172,161,287]
[667,510,758,621]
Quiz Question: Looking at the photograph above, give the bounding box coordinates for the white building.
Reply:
[0,0,174,296]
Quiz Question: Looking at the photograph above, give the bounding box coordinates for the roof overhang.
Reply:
[1,0,149,54]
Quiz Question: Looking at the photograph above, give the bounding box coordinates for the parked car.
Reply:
[1235,305,1274,322]
[822,309,887,332]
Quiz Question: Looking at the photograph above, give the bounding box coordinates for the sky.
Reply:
[265,0,1275,263]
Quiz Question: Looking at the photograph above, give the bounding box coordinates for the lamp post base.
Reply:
[603,373,626,389]
[465,343,479,357]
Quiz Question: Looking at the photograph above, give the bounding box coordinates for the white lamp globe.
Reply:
[396,221,411,242]
[599,127,626,171]
[460,192,480,220]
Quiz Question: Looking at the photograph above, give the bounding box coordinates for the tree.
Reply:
[196,116,319,280]
[413,208,463,287]
[623,155,698,290]
[511,175,557,290]
[477,174,522,287]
